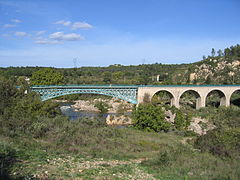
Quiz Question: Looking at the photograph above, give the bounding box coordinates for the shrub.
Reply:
[132,103,171,132]
[94,101,110,114]
[143,93,151,104]
[164,105,191,130]
[0,142,17,178]
[195,128,240,158]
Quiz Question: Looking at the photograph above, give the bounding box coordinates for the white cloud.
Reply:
[36,31,46,36]
[15,31,27,36]
[49,32,84,41]
[34,38,61,44]
[11,19,21,23]
[72,22,93,30]
[3,24,17,28]
[55,20,71,26]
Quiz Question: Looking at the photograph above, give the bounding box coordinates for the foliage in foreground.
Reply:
[141,143,240,179]
[193,106,240,158]
[132,103,191,132]
[132,103,171,132]
[1,76,240,179]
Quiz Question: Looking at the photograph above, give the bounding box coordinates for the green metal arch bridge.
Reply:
[30,85,139,104]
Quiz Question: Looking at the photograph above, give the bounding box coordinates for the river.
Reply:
[61,105,117,120]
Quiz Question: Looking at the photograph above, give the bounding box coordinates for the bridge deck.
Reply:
[30,84,240,89]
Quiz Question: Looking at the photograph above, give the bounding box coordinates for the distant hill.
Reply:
[1,44,240,85]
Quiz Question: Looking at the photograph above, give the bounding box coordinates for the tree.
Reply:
[102,72,112,84]
[205,75,212,84]
[0,77,17,116]
[143,93,151,104]
[31,68,64,85]
[224,48,231,57]
[116,103,127,115]
[113,71,123,81]
[132,103,171,132]
[217,49,223,57]
[94,101,109,114]
[211,48,216,57]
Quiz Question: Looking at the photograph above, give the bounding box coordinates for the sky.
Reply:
[0,0,240,67]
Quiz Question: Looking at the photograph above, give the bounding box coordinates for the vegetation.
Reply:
[0,45,240,179]
[1,44,240,86]
[132,103,171,132]
[31,68,64,85]
[194,106,240,158]
[94,101,110,114]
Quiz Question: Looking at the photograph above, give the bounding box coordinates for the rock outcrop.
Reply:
[188,117,215,135]
[106,115,132,125]
[71,98,133,113]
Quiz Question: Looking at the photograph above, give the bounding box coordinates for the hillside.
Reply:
[0,44,240,85]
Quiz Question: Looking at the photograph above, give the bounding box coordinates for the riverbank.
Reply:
[57,98,134,125]
[70,98,133,113]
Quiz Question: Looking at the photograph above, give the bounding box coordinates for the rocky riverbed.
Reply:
[58,98,215,134]
[71,98,133,113]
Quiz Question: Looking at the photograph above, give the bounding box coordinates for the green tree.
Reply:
[205,75,212,84]
[143,93,151,104]
[217,49,223,57]
[0,77,17,116]
[116,103,127,115]
[113,71,123,81]
[102,72,112,84]
[224,48,231,57]
[132,104,171,132]
[94,101,109,114]
[211,48,216,57]
[31,68,64,85]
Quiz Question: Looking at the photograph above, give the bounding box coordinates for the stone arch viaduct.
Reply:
[30,85,240,109]
[138,85,240,109]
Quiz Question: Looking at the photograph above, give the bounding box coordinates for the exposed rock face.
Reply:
[71,98,133,113]
[165,110,176,123]
[71,100,98,112]
[188,117,215,135]
[106,115,132,125]
[164,109,215,135]
[191,59,240,83]
[189,73,197,81]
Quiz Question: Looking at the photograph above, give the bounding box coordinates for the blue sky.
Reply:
[0,0,240,67]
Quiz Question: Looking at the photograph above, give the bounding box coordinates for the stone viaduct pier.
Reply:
[31,85,240,109]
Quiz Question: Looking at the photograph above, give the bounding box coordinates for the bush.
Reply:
[195,127,240,158]
[94,101,110,114]
[132,104,171,132]
[164,105,191,131]
[0,142,17,178]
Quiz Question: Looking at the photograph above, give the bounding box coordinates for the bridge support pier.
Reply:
[173,98,180,108]
[220,95,230,107]
[196,97,205,109]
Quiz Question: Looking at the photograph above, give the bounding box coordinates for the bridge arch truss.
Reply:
[30,85,138,104]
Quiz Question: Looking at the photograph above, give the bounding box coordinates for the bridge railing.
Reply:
[30,84,240,88]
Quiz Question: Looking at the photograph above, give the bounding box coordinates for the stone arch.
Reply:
[151,90,175,106]
[230,89,240,106]
[179,89,202,109]
[205,89,227,107]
